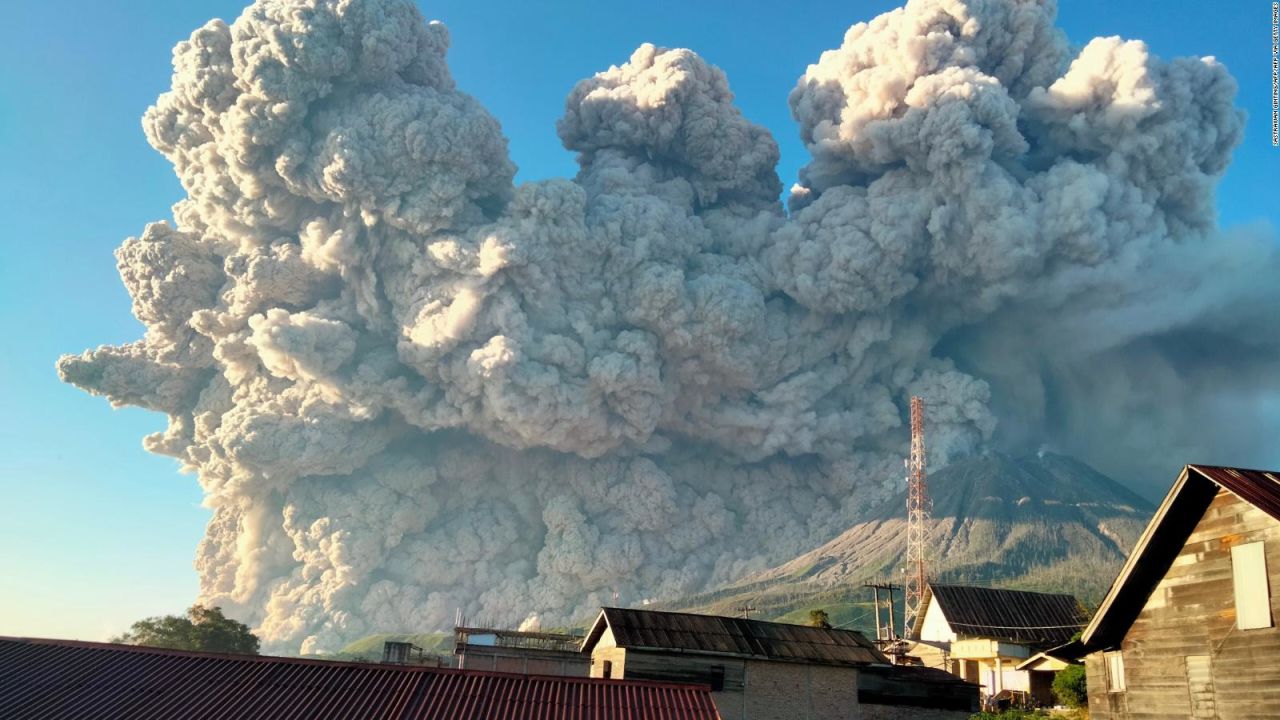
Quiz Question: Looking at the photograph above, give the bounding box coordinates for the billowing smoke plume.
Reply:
[61,0,1278,652]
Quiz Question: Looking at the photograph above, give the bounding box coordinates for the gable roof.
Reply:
[582,607,890,667]
[911,584,1086,647]
[0,636,721,720]
[1013,650,1075,673]
[1079,464,1280,651]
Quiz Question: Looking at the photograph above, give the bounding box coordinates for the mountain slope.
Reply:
[666,452,1153,627]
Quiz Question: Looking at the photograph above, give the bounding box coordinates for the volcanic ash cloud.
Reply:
[60,0,1279,652]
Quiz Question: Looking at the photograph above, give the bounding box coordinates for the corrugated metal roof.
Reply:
[1078,464,1280,651]
[583,608,890,667]
[1187,465,1280,522]
[0,636,721,720]
[917,584,1087,647]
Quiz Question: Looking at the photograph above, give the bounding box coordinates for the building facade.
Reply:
[1073,465,1280,720]
[908,583,1087,706]
[582,606,976,720]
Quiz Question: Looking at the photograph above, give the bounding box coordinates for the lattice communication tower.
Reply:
[902,396,929,636]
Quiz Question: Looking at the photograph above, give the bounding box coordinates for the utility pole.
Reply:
[902,396,930,636]
[735,604,757,619]
[863,581,901,642]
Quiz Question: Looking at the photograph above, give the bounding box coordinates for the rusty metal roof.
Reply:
[913,584,1087,648]
[582,608,890,667]
[1185,465,1280,522]
[1078,464,1280,651]
[0,636,721,720]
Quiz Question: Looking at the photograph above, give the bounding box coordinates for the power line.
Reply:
[864,581,901,641]
[833,609,875,630]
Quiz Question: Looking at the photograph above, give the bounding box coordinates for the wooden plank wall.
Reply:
[1089,490,1280,719]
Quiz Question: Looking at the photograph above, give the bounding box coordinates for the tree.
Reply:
[1052,663,1087,708]
[807,608,833,628]
[113,604,260,655]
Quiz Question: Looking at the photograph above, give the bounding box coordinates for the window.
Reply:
[602,660,612,679]
[708,665,725,692]
[1104,651,1126,693]
[1231,541,1273,630]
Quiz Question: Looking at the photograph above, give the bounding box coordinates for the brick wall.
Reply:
[707,660,860,720]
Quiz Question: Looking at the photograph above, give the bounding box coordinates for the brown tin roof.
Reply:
[582,607,890,667]
[0,636,722,720]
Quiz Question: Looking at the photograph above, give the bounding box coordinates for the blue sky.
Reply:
[1,0,1276,641]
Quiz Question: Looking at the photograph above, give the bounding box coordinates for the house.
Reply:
[1011,649,1082,706]
[1066,464,1280,719]
[907,583,1088,706]
[0,635,721,719]
[453,625,589,676]
[581,606,977,719]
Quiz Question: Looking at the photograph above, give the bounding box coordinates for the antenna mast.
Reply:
[902,396,929,636]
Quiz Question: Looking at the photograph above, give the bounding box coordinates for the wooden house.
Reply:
[581,606,978,719]
[1068,464,1280,719]
[907,583,1088,706]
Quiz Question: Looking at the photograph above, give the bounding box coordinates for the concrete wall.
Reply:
[720,659,860,720]
[587,626,627,679]
[593,646,862,720]
[918,601,956,643]
[458,648,588,676]
[988,664,1031,694]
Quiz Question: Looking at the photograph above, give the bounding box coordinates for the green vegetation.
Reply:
[806,608,832,628]
[968,711,1052,720]
[1053,664,1088,708]
[765,598,877,635]
[113,604,259,655]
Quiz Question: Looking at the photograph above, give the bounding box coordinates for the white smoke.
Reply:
[60,0,1277,652]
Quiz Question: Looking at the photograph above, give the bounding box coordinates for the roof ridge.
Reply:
[927,583,1081,601]
[1187,463,1280,476]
